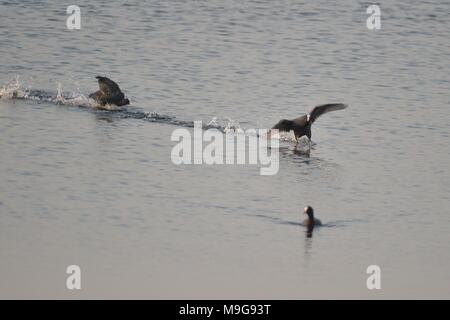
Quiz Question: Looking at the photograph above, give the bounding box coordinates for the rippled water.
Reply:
[1,1,450,299]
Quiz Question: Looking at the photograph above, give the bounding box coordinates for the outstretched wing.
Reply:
[308,103,347,123]
[96,76,122,95]
[271,119,293,132]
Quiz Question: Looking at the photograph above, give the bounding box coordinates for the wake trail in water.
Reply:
[0,78,230,132]
[0,77,309,150]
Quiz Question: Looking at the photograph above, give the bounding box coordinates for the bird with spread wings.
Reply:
[270,103,348,140]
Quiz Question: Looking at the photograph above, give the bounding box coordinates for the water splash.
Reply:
[204,117,244,133]
[206,116,220,128]
[296,135,312,154]
[223,118,243,133]
[54,83,65,103]
[0,75,21,98]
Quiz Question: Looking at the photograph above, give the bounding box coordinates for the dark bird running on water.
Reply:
[303,206,322,237]
[270,103,348,140]
[89,76,129,106]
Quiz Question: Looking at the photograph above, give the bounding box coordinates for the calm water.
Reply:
[1,0,450,299]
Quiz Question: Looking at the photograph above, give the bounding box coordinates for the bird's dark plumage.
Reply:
[89,76,129,106]
[271,103,347,140]
[303,206,322,227]
[303,206,322,237]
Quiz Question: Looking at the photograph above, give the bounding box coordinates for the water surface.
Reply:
[1,0,450,298]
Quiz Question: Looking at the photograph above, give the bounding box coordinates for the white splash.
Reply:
[224,118,244,133]
[206,116,220,128]
[54,83,65,103]
[296,135,312,153]
[0,76,22,99]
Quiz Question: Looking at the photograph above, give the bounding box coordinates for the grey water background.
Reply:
[1,0,449,298]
